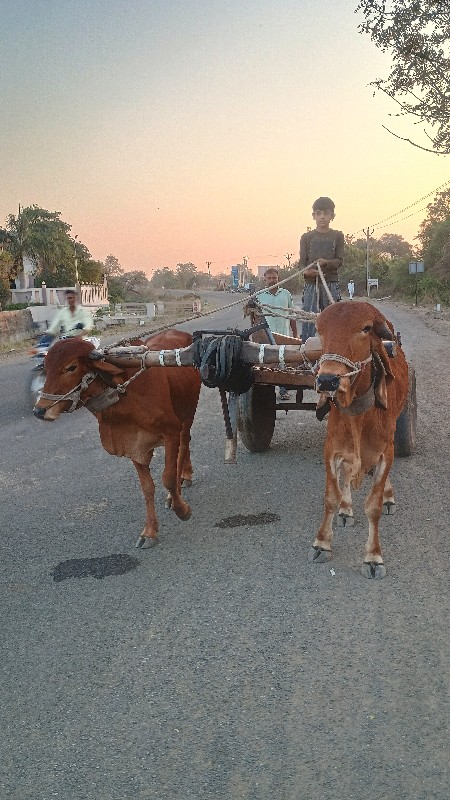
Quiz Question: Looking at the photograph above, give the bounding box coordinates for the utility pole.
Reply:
[364,227,374,296]
[285,253,294,269]
[73,234,79,285]
[206,261,211,286]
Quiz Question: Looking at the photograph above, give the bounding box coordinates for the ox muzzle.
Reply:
[33,405,48,420]
[316,373,341,394]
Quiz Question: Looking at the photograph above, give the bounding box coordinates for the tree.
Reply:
[1,205,92,287]
[175,262,198,290]
[356,1,450,153]
[78,260,104,284]
[120,270,151,297]
[107,276,126,306]
[424,217,450,278]
[150,268,177,289]
[0,250,14,306]
[104,254,123,277]
[377,233,412,259]
[417,187,450,250]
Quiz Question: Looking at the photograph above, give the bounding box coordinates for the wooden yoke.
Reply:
[102,337,323,369]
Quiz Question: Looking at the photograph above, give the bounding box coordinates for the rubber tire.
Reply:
[26,366,46,410]
[394,365,417,457]
[237,384,276,452]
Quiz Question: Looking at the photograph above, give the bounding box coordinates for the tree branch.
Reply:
[381,125,449,154]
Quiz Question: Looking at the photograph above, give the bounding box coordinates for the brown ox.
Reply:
[311,301,409,578]
[33,329,201,548]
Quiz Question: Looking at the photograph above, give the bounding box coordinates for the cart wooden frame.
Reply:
[237,362,416,458]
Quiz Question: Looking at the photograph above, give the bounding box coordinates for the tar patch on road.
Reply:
[215,512,280,529]
[51,554,140,582]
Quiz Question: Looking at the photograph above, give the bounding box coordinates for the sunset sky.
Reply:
[2,0,448,276]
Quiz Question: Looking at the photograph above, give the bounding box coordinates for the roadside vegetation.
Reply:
[1,186,450,310]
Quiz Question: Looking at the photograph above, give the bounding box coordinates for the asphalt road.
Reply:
[1,298,449,800]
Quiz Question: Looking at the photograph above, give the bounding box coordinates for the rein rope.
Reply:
[247,260,334,327]
[110,261,330,348]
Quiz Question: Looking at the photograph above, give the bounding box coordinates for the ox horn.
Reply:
[88,349,105,361]
[373,319,395,341]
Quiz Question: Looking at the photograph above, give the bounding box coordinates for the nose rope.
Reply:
[40,372,99,412]
[318,353,372,382]
[38,353,149,413]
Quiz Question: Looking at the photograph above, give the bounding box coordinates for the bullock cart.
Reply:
[100,314,416,463]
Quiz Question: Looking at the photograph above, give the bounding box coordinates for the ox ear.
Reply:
[371,312,396,385]
[371,338,395,385]
[92,359,124,376]
[373,353,388,409]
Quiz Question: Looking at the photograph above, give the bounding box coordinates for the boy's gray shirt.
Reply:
[299,228,345,283]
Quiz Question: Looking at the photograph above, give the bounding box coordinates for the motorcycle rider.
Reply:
[39,289,93,345]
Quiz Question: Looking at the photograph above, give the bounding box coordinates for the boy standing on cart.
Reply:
[300,196,344,340]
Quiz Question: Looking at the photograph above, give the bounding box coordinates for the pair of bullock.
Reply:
[34,302,409,578]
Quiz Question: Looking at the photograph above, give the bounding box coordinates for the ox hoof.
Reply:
[383,501,397,516]
[337,513,354,528]
[179,507,192,522]
[361,561,386,580]
[135,536,159,549]
[309,546,331,564]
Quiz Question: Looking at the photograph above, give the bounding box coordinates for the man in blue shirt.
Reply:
[256,268,298,400]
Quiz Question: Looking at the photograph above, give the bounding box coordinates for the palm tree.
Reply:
[2,206,81,287]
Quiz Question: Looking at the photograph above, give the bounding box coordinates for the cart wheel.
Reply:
[238,385,276,452]
[394,365,417,457]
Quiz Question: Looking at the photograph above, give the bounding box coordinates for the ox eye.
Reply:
[362,325,372,333]
[65,364,77,373]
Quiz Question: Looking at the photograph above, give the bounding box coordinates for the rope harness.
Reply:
[255,301,317,323]
[39,353,149,413]
[315,352,381,419]
[111,260,327,348]
[317,353,373,385]
[40,372,99,412]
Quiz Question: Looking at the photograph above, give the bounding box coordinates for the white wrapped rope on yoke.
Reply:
[102,338,323,370]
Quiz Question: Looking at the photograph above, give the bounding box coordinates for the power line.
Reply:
[350,178,450,238]
[161,180,450,273]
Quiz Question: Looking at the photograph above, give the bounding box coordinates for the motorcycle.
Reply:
[27,333,101,409]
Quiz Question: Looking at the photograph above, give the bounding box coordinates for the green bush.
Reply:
[95,306,110,318]
[4,302,33,311]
